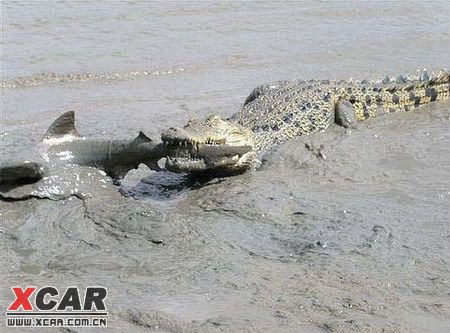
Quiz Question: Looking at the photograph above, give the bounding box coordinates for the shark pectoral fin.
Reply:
[107,162,161,185]
[43,111,81,141]
[335,100,357,129]
[104,166,132,185]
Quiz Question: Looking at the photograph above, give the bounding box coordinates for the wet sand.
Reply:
[1,2,449,332]
[2,102,449,332]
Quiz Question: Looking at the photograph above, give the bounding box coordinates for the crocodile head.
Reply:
[161,115,256,174]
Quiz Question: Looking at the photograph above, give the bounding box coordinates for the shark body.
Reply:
[0,111,166,194]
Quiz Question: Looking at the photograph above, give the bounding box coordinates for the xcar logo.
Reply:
[6,286,108,328]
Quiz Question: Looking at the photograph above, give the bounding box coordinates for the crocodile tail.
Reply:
[343,71,450,122]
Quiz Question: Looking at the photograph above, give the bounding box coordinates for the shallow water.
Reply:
[2,1,449,152]
[1,2,449,332]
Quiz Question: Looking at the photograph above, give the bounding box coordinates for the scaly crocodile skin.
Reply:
[161,70,450,173]
[234,71,449,151]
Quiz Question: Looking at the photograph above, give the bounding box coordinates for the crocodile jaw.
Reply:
[161,116,255,174]
[165,150,256,174]
[162,139,256,174]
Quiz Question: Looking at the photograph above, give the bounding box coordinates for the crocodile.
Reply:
[161,70,450,174]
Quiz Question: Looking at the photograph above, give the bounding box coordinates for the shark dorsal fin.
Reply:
[43,111,81,141]
[132,131,153,145]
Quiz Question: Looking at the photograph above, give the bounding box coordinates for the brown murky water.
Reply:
[1,2,449,332]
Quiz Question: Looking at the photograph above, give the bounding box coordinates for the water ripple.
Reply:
[1,66,187,89]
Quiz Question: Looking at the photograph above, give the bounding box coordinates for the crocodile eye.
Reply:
[187,117,198,125]
[207,115,221,122]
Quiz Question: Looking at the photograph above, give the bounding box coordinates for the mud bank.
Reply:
[2,102,449,332]
[2,1,449,332]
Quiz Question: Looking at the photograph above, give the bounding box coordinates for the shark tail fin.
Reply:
[43,111,81,141]
[0,162,47,188]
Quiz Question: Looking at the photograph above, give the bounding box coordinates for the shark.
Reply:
[0,111,167,200]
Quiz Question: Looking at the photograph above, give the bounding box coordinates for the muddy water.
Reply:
[1,2,449,332]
